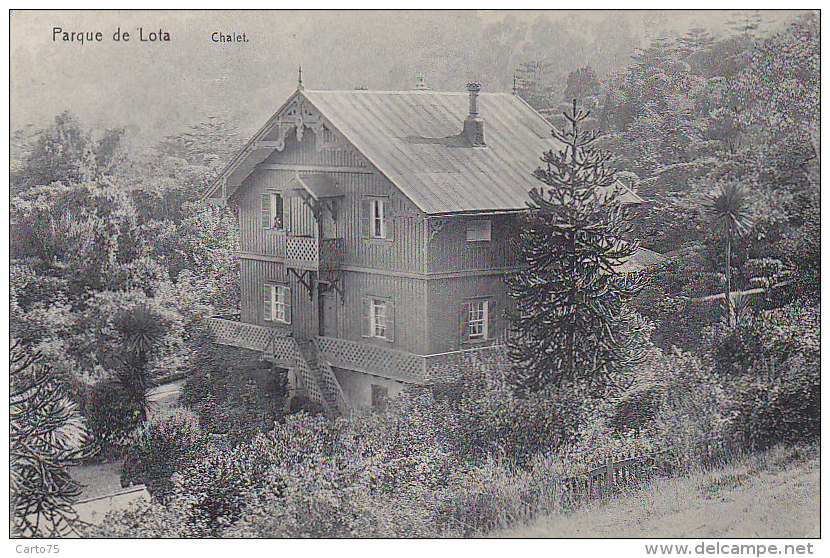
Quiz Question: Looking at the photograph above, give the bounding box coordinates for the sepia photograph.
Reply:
[8,7,820,546]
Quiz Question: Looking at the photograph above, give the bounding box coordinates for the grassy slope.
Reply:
[502,445,819,538]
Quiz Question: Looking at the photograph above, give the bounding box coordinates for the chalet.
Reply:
[202,76,650,414]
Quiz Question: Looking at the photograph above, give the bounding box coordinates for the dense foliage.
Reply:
[179,325,289,447]
[10,113,241,454]
[90,300,819,537]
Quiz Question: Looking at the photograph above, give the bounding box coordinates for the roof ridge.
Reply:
[304,89,515,96]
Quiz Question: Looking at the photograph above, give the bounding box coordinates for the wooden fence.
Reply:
[560,439,736,508]
[560,451,667,507]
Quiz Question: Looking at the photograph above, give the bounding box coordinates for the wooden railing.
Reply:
[208,318,506,386]
[206,317,285,352]
[285,236,344,271]
[316,336,505,384]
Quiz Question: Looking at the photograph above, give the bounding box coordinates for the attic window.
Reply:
[466,219,491,242]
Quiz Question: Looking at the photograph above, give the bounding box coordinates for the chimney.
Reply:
[463,82,485,147]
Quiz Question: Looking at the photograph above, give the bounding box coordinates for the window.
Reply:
[371,384,388,411]
[466,219,492,242]
[462,298,495,343]
[261,192,285,230]
[467,299,487,340]
[371,298,387,338]
[371,198,386,239]
[264,284,291,324]
[362,197,393,241]
[363,296,394,341]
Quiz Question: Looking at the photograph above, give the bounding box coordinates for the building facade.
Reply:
[202,80,647,413]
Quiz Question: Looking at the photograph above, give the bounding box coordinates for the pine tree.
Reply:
[506,100,644,393]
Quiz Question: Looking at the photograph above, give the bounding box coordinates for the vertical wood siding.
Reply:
[336,271,428,355]
[427,214,519,273]
[425,274,510,354]
[240,258,316,338]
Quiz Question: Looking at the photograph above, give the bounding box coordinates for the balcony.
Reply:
[315,336,506,384]
[206,317,296,366]
[206,318,505,386]
[285,236,344,271]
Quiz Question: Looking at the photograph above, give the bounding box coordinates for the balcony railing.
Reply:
[206,318,505,385]
[285,236,344,271]
[316,336,505,384]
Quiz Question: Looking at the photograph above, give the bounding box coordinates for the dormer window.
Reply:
[466,219,491,242]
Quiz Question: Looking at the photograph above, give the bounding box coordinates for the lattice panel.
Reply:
[294,352,326,406]
[207,318,278,351]
[265,337,301,367]
[312,338,350,412]
[316,337,426,383]
[285,235,319,270]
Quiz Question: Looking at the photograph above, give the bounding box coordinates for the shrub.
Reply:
[84,379,144,457]
[729,365,820,451]
[609,386,661,436]
[180,326,288,447]
[710,320,764,375]
[120,407,206,501]
[171,447,252,536]
[651,350,734,468]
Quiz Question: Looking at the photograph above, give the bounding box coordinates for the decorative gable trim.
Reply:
[202,91,359,202]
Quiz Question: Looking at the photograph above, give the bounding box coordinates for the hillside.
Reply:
[501,446,819,538]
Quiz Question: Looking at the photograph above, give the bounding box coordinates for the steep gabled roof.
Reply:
[205,88,643,214]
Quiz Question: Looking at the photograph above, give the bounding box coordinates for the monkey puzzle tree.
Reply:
[10,340,86,537]
[506,100,644,393]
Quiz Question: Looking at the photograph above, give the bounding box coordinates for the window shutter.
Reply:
[386,301,395,342]
[282,196,291,232]
[261,193,271,229]
[284,286,292,325]
[460,302,470,344]
[360,198,371,239]
[384,200,395,242]
[487,299,497,340]
[362,297,372,337]
[263,283,272,321]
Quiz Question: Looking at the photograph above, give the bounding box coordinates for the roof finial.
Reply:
[298,65,304,90]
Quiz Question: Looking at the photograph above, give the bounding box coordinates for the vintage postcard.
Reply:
[9,8,820,549]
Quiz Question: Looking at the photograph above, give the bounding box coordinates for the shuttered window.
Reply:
[462,298,496,343]
[261,192,285,230]
[264,283,291,324]
[361,197,394,241]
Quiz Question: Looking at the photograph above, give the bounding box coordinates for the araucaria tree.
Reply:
[10,340,87,537]
[507,100,644,393]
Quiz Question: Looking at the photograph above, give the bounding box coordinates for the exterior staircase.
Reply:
[255,332,350,418]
